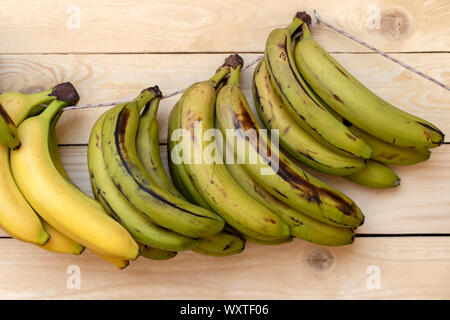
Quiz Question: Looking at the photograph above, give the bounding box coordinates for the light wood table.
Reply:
[0,0,448,299]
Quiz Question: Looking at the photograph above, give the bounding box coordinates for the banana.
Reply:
[347,124,431,166]
[0,103,20,149]
[11,87,139,260]
[193,231,245,257]
[89,111,198,252]
[137,97,183,198]
[96,253,129,270]
[265,13,371,159]
[225,162,355,246]
[41,220,85,255]
[168,102,213,209]
[344,160,400,189]
[294,21,444,149]
[253,59,367,176]
[177,55,290,241]
[101,87,224,238]
[140,244,178,260]
[216,57,364,228]
[243,235,293,246]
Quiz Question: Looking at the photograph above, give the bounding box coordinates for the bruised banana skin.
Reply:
[253,60,367,176]
[216,63,364,228]
[167,102,213,209]
[294,22,444,149]
[101,88,224,238]
[11,95,139,261]
[178,60,290,241]
[225,162,355,246]
[137,97,184,198]
[265,13,371,159]
[344,160,401,189]
[89,112,198,251]
[193,232,245,257]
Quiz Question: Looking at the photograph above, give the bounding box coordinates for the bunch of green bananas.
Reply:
[257,11,443,189]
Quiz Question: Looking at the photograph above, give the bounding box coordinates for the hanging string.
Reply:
[31,10,450,111]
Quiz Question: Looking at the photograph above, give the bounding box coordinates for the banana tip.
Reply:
[50,82,80,105]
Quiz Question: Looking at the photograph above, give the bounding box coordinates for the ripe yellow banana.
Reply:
[177,56,290,241]
[344,160,400,189]
[41,220,85,255]
[253,60,367,176]
[216,58,364,228]
[11,91,139,260]
[101,87,224,238]
[294,21,444,149]
[265,13,371,159]
[88,110,198,251]
[96,252,129,270]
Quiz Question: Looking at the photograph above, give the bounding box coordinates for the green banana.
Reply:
[193,231,245,257]
[294,21,444,149]
[139,244,177,260]
[137,97,184,198]
[225,162,355,246]
[101,87,224,238]
[88,110,198,251]
[177,55,290,241]
[0,103,20,149]
[344,160,400,189]
[167,102,213,209]
[253,59,367,176]
[243,234,293,246]
[216,58,364,228]
[265,13,371,159]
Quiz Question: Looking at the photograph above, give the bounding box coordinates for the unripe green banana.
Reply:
[253,59,367,176]
[217,59,364,228]
[294,21,444,149]
[225,162,355,246]
[101,87,224,238]
[88,110,198,251]
[0,104,20,149]
[193,231,245,257]
[265,13,371,159]
[139,244,177,260]
[243,235,293,246]
[344,160,400,189]
[167,102,213,209]
[137,97,184,198]
[177,55,290,241]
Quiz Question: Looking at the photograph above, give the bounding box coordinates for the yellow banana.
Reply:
[0,103,20,149]
[294,21,444,149]
[253,59,367,176]
[265,13,371,159]
[101,87,224,238]
[344,160,400,189]
[177,55,290,241]
[217,58,364,228]
[88,111,198,251]
[11,91,139,260]
[41,220,84,255]
[96,253,129,270]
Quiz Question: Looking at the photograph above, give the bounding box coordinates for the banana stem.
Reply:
[227,66,242,87]
[287,17,305,37]
[209,67,230,88]
[40,100,69,122]
[300,22,312,40]
[132,87,161,113]
[141,96,161,118]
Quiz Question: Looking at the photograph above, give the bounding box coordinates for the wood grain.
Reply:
[0,53,448,144]
[0,0,448,53]
[0,237,448,299]
[2,144,448,237]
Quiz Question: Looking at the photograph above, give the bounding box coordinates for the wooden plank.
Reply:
[0,237,448,299]
[0,53,448,145]
[2,144,448,237]
[0,0,448,53]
